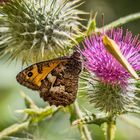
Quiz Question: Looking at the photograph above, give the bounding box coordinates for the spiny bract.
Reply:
[0,0,85,64]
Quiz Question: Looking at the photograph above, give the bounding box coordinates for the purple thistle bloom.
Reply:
[81,28,140,87]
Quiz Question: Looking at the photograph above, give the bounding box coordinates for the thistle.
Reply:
[80,28,140,115]
[0,0,85,64]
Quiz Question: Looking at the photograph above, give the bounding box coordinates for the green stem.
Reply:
[106,119,116,140]
[74,101,93,140]
[97,12,140,32]
[0,122,29,139]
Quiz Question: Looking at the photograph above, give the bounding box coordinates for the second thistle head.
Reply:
[0,0,85,64]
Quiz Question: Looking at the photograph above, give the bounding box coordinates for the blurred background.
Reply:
[0,0,140,140]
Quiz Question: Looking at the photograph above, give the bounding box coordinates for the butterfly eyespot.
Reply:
[27,72,33,77]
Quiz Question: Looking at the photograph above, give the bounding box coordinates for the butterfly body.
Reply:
[16,51,82,106]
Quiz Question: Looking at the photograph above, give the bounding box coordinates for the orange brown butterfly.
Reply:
[16,51,82,106]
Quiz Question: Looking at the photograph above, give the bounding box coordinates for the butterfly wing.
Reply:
[16,52,82,106]
[40,53,82,106]
[16,57,68,90]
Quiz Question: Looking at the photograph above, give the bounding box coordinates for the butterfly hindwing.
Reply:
[16,52,82,106]
[39,55,81,106]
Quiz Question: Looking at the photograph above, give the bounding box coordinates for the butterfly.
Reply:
[16,51,82,106]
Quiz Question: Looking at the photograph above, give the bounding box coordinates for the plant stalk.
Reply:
[97,12,140,32]
[0,122,29,139]
[74,101,93,140]
[106,119,116,140]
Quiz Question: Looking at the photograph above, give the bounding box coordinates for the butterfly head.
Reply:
[16,65,40,90]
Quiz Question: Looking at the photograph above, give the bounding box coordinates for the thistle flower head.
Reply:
[80,28,140,114]
[0,0,85,64]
